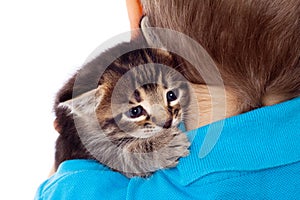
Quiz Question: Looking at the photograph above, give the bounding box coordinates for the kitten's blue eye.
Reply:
[129,106,143,118]
[167,90,177,102]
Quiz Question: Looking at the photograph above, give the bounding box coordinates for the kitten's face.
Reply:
[109,84,183,138]
[60,64,191,139]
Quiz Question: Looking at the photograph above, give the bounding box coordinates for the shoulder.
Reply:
[126,161,300,200]
[34,159,129,200]
[194,161,300,199]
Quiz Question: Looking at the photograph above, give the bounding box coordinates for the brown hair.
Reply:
[141,0,300,112]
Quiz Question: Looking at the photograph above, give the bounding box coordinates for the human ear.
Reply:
[126,0,143,38]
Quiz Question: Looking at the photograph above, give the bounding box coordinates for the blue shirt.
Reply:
[35,97,300,199]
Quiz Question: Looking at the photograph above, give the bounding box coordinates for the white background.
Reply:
[0,1,129,199]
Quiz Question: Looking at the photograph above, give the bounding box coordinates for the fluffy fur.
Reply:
[54,38,195,177]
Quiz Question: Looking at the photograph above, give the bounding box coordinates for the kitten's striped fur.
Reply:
[54,38,194,177]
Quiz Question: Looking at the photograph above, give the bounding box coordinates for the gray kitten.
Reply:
[54,39,194,177]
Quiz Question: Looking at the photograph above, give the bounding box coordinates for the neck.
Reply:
[190,84,239,128]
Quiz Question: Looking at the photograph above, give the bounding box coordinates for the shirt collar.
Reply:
[164,97,300,186]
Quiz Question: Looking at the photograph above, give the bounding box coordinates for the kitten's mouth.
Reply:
[143,129,162,138]
[128,126,163,139]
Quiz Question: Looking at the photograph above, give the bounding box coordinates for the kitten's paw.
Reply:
[158,129,190,168]
[120,128,190,177]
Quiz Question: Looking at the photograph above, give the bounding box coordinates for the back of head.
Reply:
[141,0,300,112]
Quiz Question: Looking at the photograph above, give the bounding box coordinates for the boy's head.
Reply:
[128,0,300,112]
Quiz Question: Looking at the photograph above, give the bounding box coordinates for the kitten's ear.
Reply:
[58,86,104,116]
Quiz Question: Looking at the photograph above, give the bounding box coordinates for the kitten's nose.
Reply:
[152,117,172,128]
[151,117,172,128]
[151,104,169,128]
[163,119,172,128]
